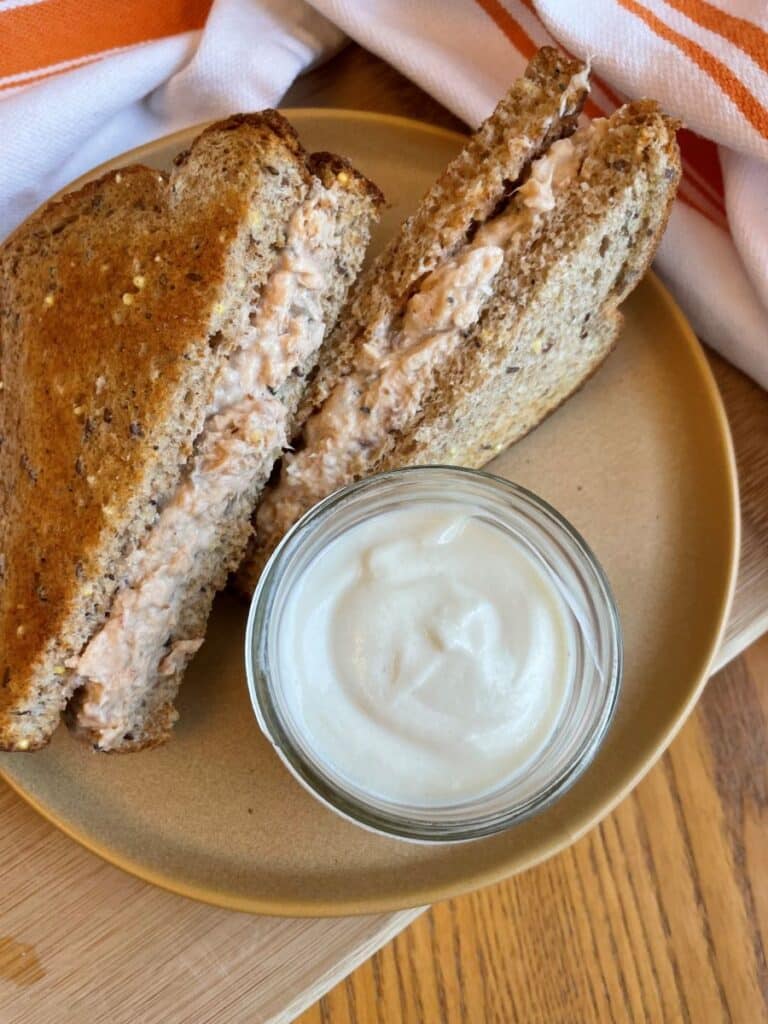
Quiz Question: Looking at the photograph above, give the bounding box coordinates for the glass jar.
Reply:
[245,466,622,843]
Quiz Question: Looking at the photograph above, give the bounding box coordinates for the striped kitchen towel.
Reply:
[1,0,766,387]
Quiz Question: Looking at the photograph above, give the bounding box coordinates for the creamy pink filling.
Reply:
[254,243,502,540]
[257,126,597,543]
[75,183,341,743]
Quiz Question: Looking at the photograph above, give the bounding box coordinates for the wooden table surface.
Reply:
[298,634,768,1024]
[2,46,768,1024]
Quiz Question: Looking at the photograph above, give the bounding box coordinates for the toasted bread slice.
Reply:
[238,64,680,593]
[379,101,680,471]
[0,113,381,751]
[302,47,590,420]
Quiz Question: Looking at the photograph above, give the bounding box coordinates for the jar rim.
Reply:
[245,465,623,844]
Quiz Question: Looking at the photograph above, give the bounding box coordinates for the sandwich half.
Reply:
[0,112,382,751]
[239,48,680,592]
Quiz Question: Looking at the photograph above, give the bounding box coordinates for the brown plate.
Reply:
[0,110,739,916]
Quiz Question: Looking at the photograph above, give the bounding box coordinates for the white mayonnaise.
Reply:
[277,505,575,805]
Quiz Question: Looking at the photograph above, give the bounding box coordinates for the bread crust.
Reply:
[308,151,386,208]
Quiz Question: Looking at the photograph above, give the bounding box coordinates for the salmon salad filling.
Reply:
[73,181,342,746]
[256,121,602,544]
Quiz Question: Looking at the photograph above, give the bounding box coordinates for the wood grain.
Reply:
[0,787,421,1024]
[1,44,767,1024]
[300,632,768,1024]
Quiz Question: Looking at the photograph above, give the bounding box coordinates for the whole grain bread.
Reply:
[302,47,590,420]
[0,113,381,751]
[238,70,680,593]
[68,154,381,752]
[379,101,680,471]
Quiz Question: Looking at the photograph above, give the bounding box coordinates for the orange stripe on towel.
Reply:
[664,0,768,74]
[0,0,213,80]
[474,0,538,59]
[617,0,768,139]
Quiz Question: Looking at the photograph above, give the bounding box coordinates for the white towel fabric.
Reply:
[0,0,342,237]
[1,0,766,387]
